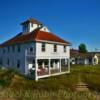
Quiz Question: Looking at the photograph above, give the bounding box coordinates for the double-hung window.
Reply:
[17,60,20,68]
[17,45,20,52]
[42,43,46,52]
[64,45,66,52]
[54,44,57,52]
[30,47,33,52]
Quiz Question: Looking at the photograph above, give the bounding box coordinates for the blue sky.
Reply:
[0,0,100,51]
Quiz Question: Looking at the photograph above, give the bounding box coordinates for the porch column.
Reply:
[92,58,95,65]
[53,61,56,69]
[25,50,28,74]
[42,61,45,69]
[59,59,61,72]
[49,59,51,75]
[68,58,70,73]
[57,61,59,69]
[65,58,67,66]
[35,58,38,81]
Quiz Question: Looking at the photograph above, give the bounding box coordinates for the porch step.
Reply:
[74,82,89,91]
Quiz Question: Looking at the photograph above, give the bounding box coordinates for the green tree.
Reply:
[78,43,88,53]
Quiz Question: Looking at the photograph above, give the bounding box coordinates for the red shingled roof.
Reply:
[0,30,71,47]
[21,18,42,25]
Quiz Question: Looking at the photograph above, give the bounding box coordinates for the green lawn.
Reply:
[0,65,100,99]
[71,64,100,91]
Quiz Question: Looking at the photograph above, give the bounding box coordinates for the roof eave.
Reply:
[35,39,71,45]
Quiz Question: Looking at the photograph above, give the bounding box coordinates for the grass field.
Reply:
[0,65,100,100]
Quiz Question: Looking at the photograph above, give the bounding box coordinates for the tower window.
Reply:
[23,24,28,32]
[31,23,34,27]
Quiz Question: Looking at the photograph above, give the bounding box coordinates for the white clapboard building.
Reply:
[0,18,71,80]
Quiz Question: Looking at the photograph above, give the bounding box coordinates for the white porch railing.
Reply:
[37,66,68,76]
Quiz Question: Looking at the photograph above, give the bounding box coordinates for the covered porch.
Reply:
[25,57,70,81]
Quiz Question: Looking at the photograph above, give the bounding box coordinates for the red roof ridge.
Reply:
[21,18,42,25]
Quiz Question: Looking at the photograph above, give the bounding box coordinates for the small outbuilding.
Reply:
[70,49,98,65]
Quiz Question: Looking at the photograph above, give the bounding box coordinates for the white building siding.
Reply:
[29,23,38,32]
[0,42,35,73]
[36,42,70,59]
[22,23,40,33]
[0,41,70,74]
[0,42,70,73]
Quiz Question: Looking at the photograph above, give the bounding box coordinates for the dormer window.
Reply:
[44,27,46,31]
